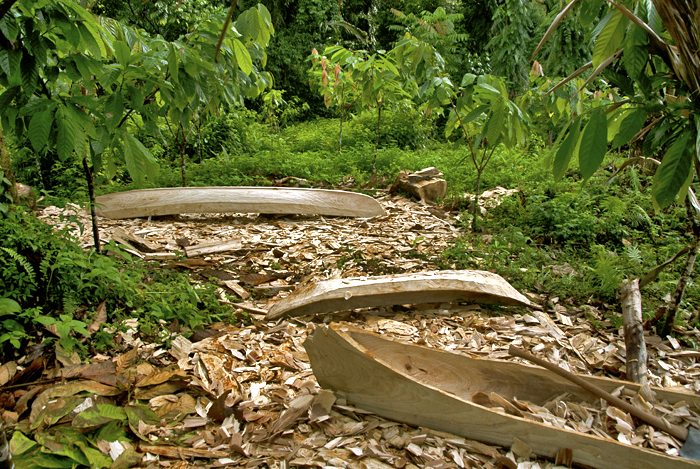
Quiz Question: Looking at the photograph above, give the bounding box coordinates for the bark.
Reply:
[180,143,187,187]
[660,199,700,337]
[621,278,647,384]
[82,154,101,254]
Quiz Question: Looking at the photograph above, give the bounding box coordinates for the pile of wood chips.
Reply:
[9,190,698,468]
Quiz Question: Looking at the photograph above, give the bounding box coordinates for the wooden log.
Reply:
[266,270,531,320]
[185,239,243,258]
[304,324,700,469]
[95,187,386,219]
[622,278,648,384]
[390,169,447,203]
[111,227,163,253]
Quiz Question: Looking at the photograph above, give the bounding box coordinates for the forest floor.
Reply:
[5,190,700,468]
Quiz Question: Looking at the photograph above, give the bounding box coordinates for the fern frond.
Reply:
[0,247,36,285]
[62,292,76,315]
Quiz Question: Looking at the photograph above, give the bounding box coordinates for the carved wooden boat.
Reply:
[95,187,385,219]
[266,270,531,320]
[304,324,700,469]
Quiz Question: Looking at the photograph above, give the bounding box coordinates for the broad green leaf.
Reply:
[168,43,178,84]
[30,453,76,468]
[578,107,608,182]
[0,298,21,315]
[20,53,37,97]
[9,432,37,455]
[94,420,129,443]
[485,103,504,147]
[55,107,76,162]
[652,132,693,209]
[623,23,649,78]
[553,117,582,181]
[28,109,54,152]
[113,41,131,68]
[76,442,112,469]
[105,92,124,131]
[580,0,606,26]
[592,10,628,69]
[77,21,106,60]
[233,39,252,76]
[612,109,647,149]
[122,132,159,187]
[64,104,89,157]
[0,15,19,40]
[73,404,127,429]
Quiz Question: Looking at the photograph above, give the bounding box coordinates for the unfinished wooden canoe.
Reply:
[266,270,531,320]
[304,324,700,469]
[95,187,385,219]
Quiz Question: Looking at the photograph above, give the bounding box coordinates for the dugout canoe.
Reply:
[265,270,531,320]
[95,187,385,219]
[304,324,700,469]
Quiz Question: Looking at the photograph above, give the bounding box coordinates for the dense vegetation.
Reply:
[1,0,700,370]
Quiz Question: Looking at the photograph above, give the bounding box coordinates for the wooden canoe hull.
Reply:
[304,324,700,469]
[95,187,386,219]
[266,270,532,320]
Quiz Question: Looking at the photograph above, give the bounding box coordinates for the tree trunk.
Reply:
[0,125,18,204]
[621,278,647,384]
[338,112,344,154]
[472,166,483,231]
[660,199,700,337]
[82,154,101,254]
[373,104,382,173]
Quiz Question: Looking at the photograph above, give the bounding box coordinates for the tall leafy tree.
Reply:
[535,0,700,335]
[487,0,537,93]
[0,0,273,249]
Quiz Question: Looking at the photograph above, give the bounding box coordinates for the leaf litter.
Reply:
[2,189,698,468]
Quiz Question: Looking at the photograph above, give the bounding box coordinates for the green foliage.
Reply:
[538,0,698,210]
[0,210,238,360]
[486,0,535,92]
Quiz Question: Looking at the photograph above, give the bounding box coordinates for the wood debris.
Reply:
[12,193,698,468]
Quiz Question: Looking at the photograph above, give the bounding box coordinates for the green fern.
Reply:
[0,247,36,285]
[62,293,77,315]
[601,196,626,217]
[624,243,643,265]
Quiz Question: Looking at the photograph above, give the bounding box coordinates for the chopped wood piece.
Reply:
[95,187,386,219]
[112,227,162,252]
[304,324,700,469]
[185,239,243,257]
[390,168,447,204]
[266,270,531,320]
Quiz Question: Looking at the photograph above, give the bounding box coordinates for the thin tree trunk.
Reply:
[621,278,647,384]
[180,142,187,187]
[661,199,700,337]
[472,168,482,231]
[373,105,382,173]
[33,155,45,189]
[0,125,18,204]
[82,154,100,254]
[338,112,344,154]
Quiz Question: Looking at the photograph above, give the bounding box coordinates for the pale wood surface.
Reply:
[95,187,386,219]
[112,227,162,253]
[622,278,648,384]
[304,324,700,469]
[266,270,531,320]
[185,239,243,257]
